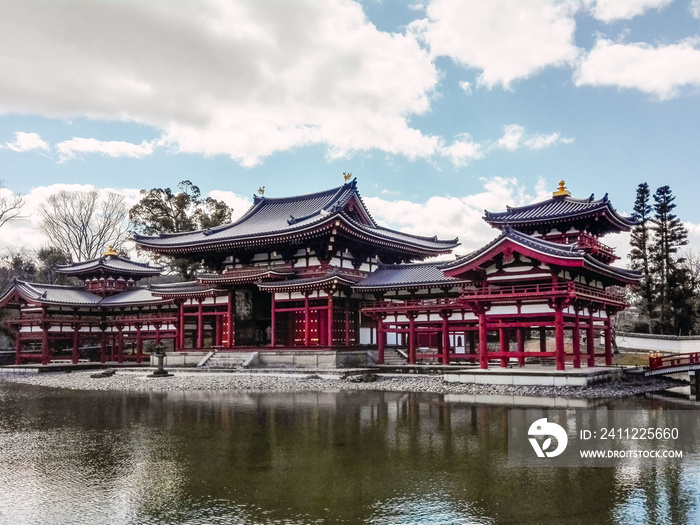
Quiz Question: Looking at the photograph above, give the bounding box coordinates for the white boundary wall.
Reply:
[616,333,700,354]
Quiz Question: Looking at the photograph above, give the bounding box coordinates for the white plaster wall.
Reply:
[616,334,700,354]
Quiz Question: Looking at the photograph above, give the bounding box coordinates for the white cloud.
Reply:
[575,37,700,100]
[207,190,253,222]
[364,177,553,255]
[410,0,580,89]
[495,124,573,151]
[458,81,472,95]
[587,0,672,22]
[440,124,573,166]
[4,131,49,152]
[692,0,700,19]
[0,0,440,166]
[440,133,485,167]
[55,137,157,162]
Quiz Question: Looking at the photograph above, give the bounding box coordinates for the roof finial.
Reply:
[343,172,352,182]
[257,186,265,196]
[104,245,118,256]
[553,180,571,197]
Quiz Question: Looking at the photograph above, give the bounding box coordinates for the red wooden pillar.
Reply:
[41,322,50,366]
[196,299,204,349]
[516,328,525,367]
[117,326,124,364]
[178,300,186,350]
[377,316,385,364]
[478,311,488,369]
[587,311,595,367]
[100,331,107,364]
[71,323,80,364]
[344,303,351,347]
[604,317,613,366]
[441,313,450,365]
[15,329,22,365]
[135,324,143,364]
[408,314,417,365]
[227,292,235,348]
[539,327,546,353]
[572,310,581,369]
[216,304,223,347]
[327,292,334,348]
[499,327,509,367]
[270,293,277,347]
[304,294,311,347]
[554,307,565,371]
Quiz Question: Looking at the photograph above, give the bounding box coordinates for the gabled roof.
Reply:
[56,254,163,277]
[442,227,642,285]
[353,262,469,292]
[0,280,102,306]
[148,281,225,299]
[198,266,296,285]
[98,287,173,306]
[484,193,636,234]
[257,268,361,293]
[133,179,458,257]
[0,280,177,308]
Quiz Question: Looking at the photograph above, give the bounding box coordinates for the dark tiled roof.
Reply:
[6,281,102,306]
[99,287,171,306]
[134,180,458,254]
[198,267,296,284]
[56,255,163,276]
[354,262,467,291]
[148,281,224,297]
[442,227,642,283]
[484,194,636,232]
[257,269,361,292]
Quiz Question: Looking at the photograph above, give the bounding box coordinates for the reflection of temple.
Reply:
[1,179,640,369]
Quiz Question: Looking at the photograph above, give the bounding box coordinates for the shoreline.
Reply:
[0,368,681,399]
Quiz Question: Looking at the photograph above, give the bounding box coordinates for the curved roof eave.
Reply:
[484,198,637,232]
[442,229,640,284]
[134,210,458,255]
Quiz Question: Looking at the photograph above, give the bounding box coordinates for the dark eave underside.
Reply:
[442,228,641,284]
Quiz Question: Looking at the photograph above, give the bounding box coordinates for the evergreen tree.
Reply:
[129,181,234,279]
[650,185,689,334]
[628,182,654,332]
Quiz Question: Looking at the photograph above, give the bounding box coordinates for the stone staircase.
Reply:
[383,348,408,366]
[199,351,259,369]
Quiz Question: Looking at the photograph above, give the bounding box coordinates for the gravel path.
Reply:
[0,369,680,399]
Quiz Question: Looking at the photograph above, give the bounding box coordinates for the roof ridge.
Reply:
[255,181,350,204]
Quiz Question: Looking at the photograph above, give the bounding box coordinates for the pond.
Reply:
[0,382,698,524]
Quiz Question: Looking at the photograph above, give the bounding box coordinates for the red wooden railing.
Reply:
[363,281,625,312]
[649,352,700,371]
[575,233,616,261]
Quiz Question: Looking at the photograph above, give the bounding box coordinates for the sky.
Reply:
[1,0,700,262]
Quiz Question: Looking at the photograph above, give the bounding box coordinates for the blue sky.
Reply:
[1,0,700,257]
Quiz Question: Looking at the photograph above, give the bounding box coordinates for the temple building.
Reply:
[0,179,640,369]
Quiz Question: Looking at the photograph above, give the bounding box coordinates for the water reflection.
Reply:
[0,382,697,524]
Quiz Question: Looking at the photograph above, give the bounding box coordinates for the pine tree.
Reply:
[650,185,689,334]
[628,182,654,332]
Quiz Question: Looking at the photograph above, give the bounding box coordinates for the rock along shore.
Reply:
[0,368,680,399]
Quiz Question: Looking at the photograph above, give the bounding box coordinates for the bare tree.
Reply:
[0,182,25,229]
[37,189,129,262]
